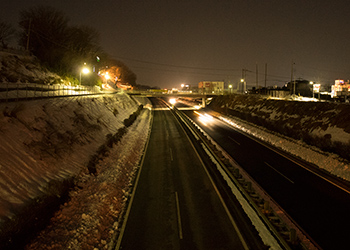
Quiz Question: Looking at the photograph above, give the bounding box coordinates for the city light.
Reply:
[79,64,90,85]
[82,67,90,74]
[194,111,214,126]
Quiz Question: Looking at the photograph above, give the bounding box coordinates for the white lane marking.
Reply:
[114,115,153,249]
[228,136,240,145]
[153,107,170,110]
[265,162,294,184]
[166,130,169,139]
[170,148,173,161]
[220,117,350,195]
[172,110,250,249]
[200,144,250,250]
[175,192,183,239]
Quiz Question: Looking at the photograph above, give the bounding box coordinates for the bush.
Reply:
[123,105,143,127]
[87,105,143,174]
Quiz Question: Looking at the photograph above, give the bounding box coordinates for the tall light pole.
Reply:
[241,78,245,94]
[105,72,110,88]
[291,61,296,97]
[26,18,32,51]
[241,68,247,94]
[310,81,314,99]
[80,65,90,85]
[229,84,232,94]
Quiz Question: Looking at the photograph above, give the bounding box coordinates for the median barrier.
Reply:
[176,109,319,250]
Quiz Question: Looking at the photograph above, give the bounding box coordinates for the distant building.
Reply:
[198,81,224,94]
[331,79,350,98]
[252,86,289,98]
[286,79,313,97]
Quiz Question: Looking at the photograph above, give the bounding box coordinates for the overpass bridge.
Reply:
[127,91,221,107]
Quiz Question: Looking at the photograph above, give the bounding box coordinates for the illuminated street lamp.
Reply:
[169,98,176,108]
[240,78,246,93]
[310,81,314,99]
[82,67,90,74]
[314,83,321,100]
[228,84,233,94]
[79,64,90,85]
[105,72,110,84]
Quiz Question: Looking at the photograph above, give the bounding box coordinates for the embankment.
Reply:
[209,94,350,161]
[0,93,150,248]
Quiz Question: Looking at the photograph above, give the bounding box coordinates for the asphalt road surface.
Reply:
[184,108,350,250]
[118,98,265,250]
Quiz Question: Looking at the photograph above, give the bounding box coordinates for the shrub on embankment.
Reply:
[86,104,144,175]
[208,94,350,161]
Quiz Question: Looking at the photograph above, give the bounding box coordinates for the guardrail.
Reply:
[0,83,118,102]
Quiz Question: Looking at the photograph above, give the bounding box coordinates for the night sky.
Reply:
[2,0,350,89]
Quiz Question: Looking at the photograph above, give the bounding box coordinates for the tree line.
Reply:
[0,5,136,86]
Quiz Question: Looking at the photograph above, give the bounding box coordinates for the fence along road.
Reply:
[0,82,117,102]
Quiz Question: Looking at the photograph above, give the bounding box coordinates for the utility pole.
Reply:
[256,64,258,89]
[241,68,247,93]
[264,63,267,88]
[26,18,32,51]
[291,60,295,96]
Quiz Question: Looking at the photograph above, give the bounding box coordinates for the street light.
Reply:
[240,78,245,93]
[79,65,90,85]
[105,72,110,83]
[310,81,314,99]
[228,84,232,94]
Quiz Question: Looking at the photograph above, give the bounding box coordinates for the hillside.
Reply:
[0,50,61,84]
[0,50,155,249]
[180,95,350,183]
[0,94,152,249]
[209,94,350,156]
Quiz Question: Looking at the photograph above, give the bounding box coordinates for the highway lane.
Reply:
[184,109,350,250]
[118,98,265,250]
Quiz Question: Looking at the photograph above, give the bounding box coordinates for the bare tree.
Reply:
[18,6,70,69]
[18,6,105,76]
[64,25,104,69]
[103,59,137,86]
[0,20,15,48]
[17,5,136,85]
